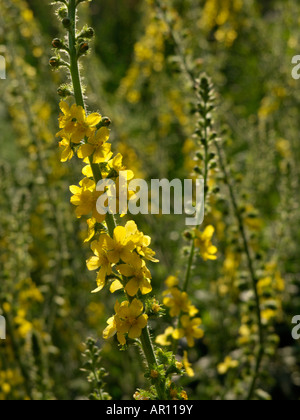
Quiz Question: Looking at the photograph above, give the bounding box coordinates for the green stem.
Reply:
[183,108,209,294]
[68,0,117,237]
[68,0,85,108]
[183,241,195,293]
[140,327,166,400]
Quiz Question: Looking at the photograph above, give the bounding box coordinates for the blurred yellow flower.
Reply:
[173,315,204,347]
[194,225,218,261]
[217,356,239,375]
[183,351,195,378]
[156,327,175,347]
[163,288,198,318]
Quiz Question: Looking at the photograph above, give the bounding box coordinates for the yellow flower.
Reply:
[1,383,11,395]
[124,221,159,263]
[82,163,94,178]
[163,288,198,318]
[77,127,113,163]
[183,351,195,377]
[57,101,101,143]
[155,327,174,347]
[105,226,136,265]
[117,254,152,296]
[105,299,148,345]
[165,275,179,288]
[217,356,239,375]
[194,225,218,261]
[261,308,277,323]
[173,315,204,347]
[70,177,105,223]
[59,133,74,162]
[257,276,272,296]
[86,237,113,292]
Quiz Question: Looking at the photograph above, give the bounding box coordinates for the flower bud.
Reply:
[100,117,111,127]
[58,6,68,19]
[57,86,73,98]
[52,38,64,49]
[183,230,193,240]
[81,27,95,39]
[49,57,60,68]
[62,17,71,28]
[79,42,89,54]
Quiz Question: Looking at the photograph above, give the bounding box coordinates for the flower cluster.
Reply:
[156,276,204,349]
[57,101,111,163]
[157,225,217,350]
[56,102,159,345]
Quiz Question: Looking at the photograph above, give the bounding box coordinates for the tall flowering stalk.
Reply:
[50,0,189,400]
[152,0,267,399]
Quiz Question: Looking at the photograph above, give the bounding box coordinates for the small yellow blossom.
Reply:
[163,288,198,318]
[183,351,195,377]
[57,101,101,143]
[165,275,179,289]
[156,327,175,347]
[124,221,159,262]
[173,315,204,347]
[194,225,218,261]
[70,177,105,223]
[77,127,113,163]
[86,237,113,292]
[103,299,148,345]
[105,226,136,265]
[117,254,152,296]
[217,356,239,375]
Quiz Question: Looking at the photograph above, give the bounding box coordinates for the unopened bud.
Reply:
[52,38,64,49]
[100,117,111,127]
[79,42,89,54]
[57,86,73,98]
[49,57,60,68]
[58,7,68,19]
[62,17,71,28]
[183,230,193,240]
[82,27,95,39]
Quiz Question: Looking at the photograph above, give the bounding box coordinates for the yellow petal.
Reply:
[59,101,69,115]
[110,280,123,293]
[114,226,127,244]
[86,256,100,271]
[77,143,95,159]
[203,225,215,240]
[117,264,134,278]
[86,113,102,127]
[125,278,139,297]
